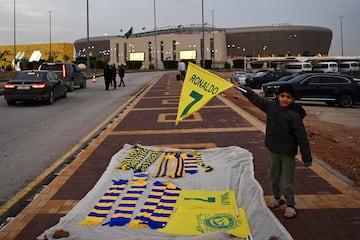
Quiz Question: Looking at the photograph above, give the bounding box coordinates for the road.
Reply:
[0,71,162,208]
[297,101,360,128]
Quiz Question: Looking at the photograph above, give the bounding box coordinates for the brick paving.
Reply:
[0,72,359,240]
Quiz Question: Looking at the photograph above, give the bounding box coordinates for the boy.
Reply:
[238,84,312,218]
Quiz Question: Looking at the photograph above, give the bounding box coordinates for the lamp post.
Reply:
[211,9,215,68]
[153,0,158,70]
[86,0,90,76]
[49,10,52,61]
[339,16,344,56]
[13,0,16,63]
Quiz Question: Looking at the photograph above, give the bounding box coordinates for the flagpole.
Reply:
[201,0,205,68]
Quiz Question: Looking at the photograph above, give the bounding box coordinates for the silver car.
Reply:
[230,71,254,86]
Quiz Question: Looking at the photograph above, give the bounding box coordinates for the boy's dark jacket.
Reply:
[242,87,312,165]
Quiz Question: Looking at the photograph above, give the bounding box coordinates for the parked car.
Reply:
[38,62,86,92]
[229,71,254,86]
[3,70,67,105]
[245,70,292,89]
[262,73,360,107]
[277,75,296,82]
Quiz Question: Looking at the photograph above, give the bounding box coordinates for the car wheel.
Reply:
[7,99,16,105]
[68,81,74,92]
[62,87,67,98]
[338,94,353,108]
[46,90,55,105]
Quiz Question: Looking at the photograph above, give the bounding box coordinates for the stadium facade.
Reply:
[74,25,332,69]
[0,25,333,70]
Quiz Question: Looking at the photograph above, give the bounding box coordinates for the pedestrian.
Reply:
[118,65,125,87]
[103,64,111,91]
[111,64,117,89]
[178,61,186,81]
[238,84,312,218]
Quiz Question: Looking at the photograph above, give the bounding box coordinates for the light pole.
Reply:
[49,10,52,61]
[153,0,158,70]
[86,0,90,76]
[13,0,16,64]
[339,16,344,56]
[211,9,215,68]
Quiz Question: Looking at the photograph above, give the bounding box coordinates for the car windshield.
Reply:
[287,74,312,83]
[13,71,47,81]
[278,75,294,81]
[41,64,62,71]
[254,72,266,77]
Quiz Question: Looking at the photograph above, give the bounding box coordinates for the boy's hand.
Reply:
[303,162,312,167]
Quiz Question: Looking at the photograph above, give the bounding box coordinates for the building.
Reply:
[74,24,332,69]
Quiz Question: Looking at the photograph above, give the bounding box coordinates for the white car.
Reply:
[230,71,254,86]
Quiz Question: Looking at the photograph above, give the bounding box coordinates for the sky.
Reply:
[0,0,359,56]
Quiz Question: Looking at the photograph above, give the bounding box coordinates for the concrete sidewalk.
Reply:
[0,72,359,240]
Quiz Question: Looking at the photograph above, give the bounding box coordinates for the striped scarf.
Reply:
[116,145,162,173]
[103,180,147,227]
[116,146,150,170]
[78,179,128,226]
[129,181,167,228]
[182,152,198,174]
[147,182,181,229]
[152,152,185,178]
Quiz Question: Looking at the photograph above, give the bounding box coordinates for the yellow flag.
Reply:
[176,62,233,125]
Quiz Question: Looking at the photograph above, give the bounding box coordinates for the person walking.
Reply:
[238,84,312,218]
[110,64,117,89]
[178,61,186,81]
[103,64,111,91]
[118,65,125,87]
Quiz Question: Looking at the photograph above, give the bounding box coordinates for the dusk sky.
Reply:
[1,0,359,56]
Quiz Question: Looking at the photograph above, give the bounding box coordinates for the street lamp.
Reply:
[86,0,90,76]
[211,9,215,68]
[153,0,158,70]
[13,0,16,64]
[339,16,344,56]
[49,10,52,61]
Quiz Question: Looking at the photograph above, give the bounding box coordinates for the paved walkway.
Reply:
[0,72,359,239]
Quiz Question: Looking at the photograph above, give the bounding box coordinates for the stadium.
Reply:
[74,24,333,69]
[1,25,333,70]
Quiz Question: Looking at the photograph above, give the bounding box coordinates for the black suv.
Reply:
[245,70,292,89]
[262,73,360,107]
[38,62,86,92]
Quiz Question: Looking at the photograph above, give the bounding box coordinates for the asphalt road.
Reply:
[297,101,360,128]
[0,71,163,207]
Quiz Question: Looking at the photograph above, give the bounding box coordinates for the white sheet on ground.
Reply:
[37,144,293,240]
